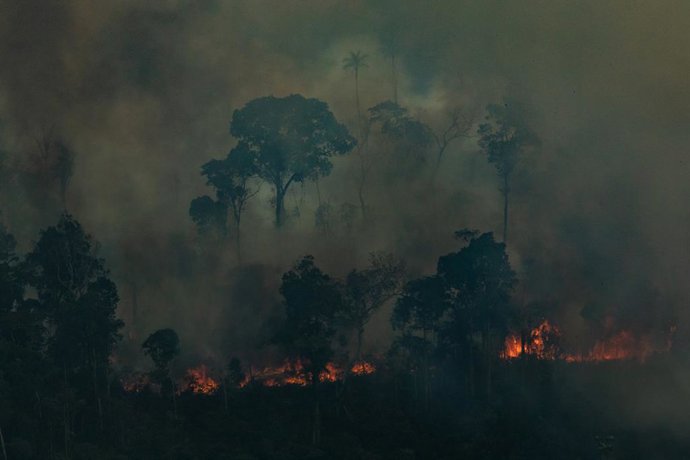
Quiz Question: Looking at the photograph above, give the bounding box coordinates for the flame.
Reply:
[351,361,376,375]
[502,320,562,360]
[503,320,672,363]
[240,358,376,388]
[183,365,220,395]
[120,372,153,393]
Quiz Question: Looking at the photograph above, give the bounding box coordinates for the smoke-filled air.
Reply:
[2,1,690,458]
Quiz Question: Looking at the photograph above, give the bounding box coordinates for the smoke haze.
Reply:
[1,0,689,374]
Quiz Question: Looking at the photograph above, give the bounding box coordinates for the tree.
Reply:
[222,357,245,412]
[230,95,356,227]
[368,101,433,174]
[189,195,227,237]
[276,255,342,444]
[343,253,405,361]
[193,145,259,258]
[379,32,400,104]
[142,328,180,373]
[437,232,516,401]
[25,214,122,428]
[431,108,473,177]
[477,99,538,243]
[0,224,24,317]
[277,255,342,381]
[142,328,180,397]
[342,50,369,134]
[31,130,75,210]
[391,275,449,410]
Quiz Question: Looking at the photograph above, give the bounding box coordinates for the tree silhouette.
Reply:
[189,195,227,237]
[437,232,516,401]
[25,214,122,428]
[192,145,259,259]
[222,357,245,411]
[342,50,369,134]
[431,108,473,177]
[391,275,449,409]
[230,95,356,227]
[477,99,538,243]
[142,328,180,402]
[276,255,342,444]
[380,33,400,104]
[343,253,405,361]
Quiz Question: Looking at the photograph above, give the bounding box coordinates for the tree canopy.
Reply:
[230,94,356,226]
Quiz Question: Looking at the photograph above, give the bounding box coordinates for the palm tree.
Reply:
[380,38,399,104]
[342,50,369,134]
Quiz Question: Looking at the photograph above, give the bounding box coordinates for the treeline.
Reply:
[190,88,537,257]
[0,214,121,459]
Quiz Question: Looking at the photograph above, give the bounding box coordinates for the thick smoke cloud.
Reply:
[0,0,689,375]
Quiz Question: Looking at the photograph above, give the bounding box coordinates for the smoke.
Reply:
[0,0,689,389]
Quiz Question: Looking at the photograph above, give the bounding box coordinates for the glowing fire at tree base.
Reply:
[502,320,674,363]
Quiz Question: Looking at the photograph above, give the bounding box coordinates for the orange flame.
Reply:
[351,361,376,375]
[240,358,376,388]
[503,320,672,363]
[120,372,153,393]
[183,365,220,395]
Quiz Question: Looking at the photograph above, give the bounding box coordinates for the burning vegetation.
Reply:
[502,319,675,363]
[183,365,220,395]
[241,359,376,388]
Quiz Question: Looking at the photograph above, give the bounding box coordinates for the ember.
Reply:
[183,365,220,395]
[120,372,154,393]
[240,358,376,387]
[351,361,376,375]
[503,320,673,363]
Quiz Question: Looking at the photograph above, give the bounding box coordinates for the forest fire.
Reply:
[183,365,220,395]
[241,359,376,388]
[120,372,155,393]
[503,320,673,363]
[351,361,376,375]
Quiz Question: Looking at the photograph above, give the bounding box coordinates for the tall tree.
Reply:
[142,328,180,416]
[193,145,259,259]
[342,253,405,361]
[437,232,516,401]
[391,275,449,409]
[189,196,227,237]
[368,101,433,173]
[342,50,369,134]
[26,214,122,427]
[431,108,473,177]
[27,130,75,210]
[380,33,400,104]
[230,95,356,227]
[392,275,449,344]
[142,328,180,394]
[477,99,538,243]
[276,255,342,445]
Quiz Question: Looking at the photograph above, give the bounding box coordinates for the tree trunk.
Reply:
[356,326,364,362]
[502,175,509,244]
[483,321,492,404]
[355,69,361,137]
[0,426,7,460]
[63,363,71,460]
[223,381,229,412]
[92,347,103,430]
[235,219,242,263]
[391,55,398,104]
[170,373,178,418]
[275,187,286,227]
[311,371,321,445]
